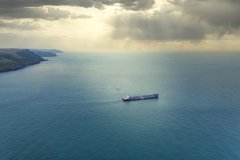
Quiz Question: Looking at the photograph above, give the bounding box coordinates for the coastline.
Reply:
[0,48,61,73]
[0,59,47,73]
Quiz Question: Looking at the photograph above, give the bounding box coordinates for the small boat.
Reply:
[122,94,158,101]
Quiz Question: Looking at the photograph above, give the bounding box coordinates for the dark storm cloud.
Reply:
[111,0,240,41]
[0,7,71,20]
[0,6,91,20]
[113,0,155,10]
[0,0,155,10]
[168,0,240,28]
[0,0,155,20]
[0,0,93,8]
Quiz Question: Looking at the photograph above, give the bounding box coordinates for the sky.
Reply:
[0,0,240,52]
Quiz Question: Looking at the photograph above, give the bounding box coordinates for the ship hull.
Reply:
[122,94,158,101]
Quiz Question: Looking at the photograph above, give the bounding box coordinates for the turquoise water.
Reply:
[1,52,240,160]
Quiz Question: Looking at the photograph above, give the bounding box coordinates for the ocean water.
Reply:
[0,52,240,160]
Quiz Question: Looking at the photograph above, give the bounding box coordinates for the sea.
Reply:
[0,52,240,160]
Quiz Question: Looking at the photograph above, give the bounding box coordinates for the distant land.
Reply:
[0,48,63,73]
[30,49,64,57]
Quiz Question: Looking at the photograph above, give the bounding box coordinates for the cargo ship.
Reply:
[122,94,158,101]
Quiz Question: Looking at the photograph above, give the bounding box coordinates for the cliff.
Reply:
[0,49,46,73]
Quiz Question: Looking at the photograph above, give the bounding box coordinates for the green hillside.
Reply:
[0,49,45,72]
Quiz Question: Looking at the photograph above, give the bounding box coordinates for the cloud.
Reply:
[70,14,92,19]
[111,12,206,41]
[0,0,155,10]
[0,0,155,20]
[0,7,91,20]
[0,0,93,8]
[0,20,41,30]
[113,0,155,11]
[0,7,70,20]
[110,0,240,41]
[168,0,240,28]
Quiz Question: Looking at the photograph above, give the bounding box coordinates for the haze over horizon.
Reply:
[0,0,240,52]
